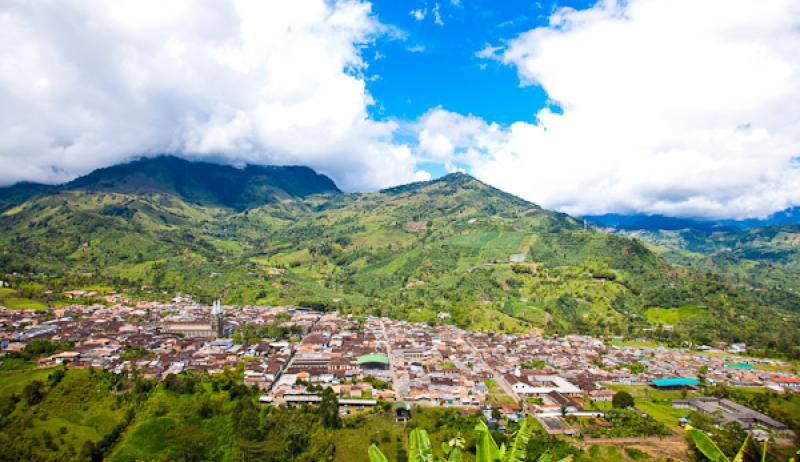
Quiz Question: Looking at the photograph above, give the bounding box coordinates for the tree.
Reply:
[22,380,44,405]
[612,391,634,409]
[319,387,341,429]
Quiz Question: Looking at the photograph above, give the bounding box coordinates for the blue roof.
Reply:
[651,378,699,387]
[724,362,754,370]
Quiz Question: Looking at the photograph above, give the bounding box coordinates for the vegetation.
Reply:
[612,391,634,409]
[2,157,800,357]
[580,408,670,438]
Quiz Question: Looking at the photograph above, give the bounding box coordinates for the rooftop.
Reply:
[652,377,699,387]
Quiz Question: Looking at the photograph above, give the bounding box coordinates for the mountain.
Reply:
[0,182,55,212]
[586,207,800,231]
[63,155,340,209]
[2,159,799,355]
[624,225,800,292]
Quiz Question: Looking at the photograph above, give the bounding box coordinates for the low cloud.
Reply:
[0,0,419,191]
[459,0,800,219]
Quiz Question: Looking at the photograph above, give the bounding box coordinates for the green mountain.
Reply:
[0,182,55,212]
[2,159,799,356]
[64,155,340,209]
[625,225,800,292]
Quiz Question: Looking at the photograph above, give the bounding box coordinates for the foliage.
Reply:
[3,160,800,354]
[612,391,635,409]
[582,408,670,438]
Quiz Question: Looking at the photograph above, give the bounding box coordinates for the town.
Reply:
[1,296,797,447]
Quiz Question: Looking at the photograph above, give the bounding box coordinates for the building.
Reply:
[357,353,390,371]
[651,377,699,389]
[211,299,224,338]
[162,300,224,339]
[505,373,583,397]
[673,397,788,432]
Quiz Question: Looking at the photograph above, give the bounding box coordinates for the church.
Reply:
[162,300,225,339]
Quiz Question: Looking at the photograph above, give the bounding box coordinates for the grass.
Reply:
[605,384,701,401]
[635,400,687,430]
[334,413,404,462]
[485,379,517,406]
[1,297,49,310]
[644,305,705,325]
[0,368,128,458]
[602,384,696,432]
[111,386,235,462]
[610,339,663,349]
[0,288,49,310]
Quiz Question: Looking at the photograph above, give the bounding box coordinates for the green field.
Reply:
[644,305,705,325]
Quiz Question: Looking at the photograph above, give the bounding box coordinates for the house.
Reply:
[673,397,788,432]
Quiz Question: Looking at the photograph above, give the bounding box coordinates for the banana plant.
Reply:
[369,427,463,462]
[474,418,533,462]
[369,418,572,462]
[685,425,750,462]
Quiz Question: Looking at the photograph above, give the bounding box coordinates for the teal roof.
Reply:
[652,377,699,387]
[724,362,754,370]
[356,353,389,365]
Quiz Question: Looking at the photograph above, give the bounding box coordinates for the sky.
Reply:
[1,0,799,219]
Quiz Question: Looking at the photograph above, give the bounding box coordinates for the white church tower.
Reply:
[210,299,224,338]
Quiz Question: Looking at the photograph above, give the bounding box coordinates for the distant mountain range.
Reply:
[0,156,339,212]
[1,156,798,354]
[585,208,800,231]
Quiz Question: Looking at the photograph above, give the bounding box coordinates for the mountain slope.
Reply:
[626,225,800,291]
[0,182,55,212]
[2,161,799,356]
[64,156,340,209]
[586,207,800,231]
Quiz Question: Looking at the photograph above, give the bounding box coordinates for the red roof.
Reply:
[775,377,800,383]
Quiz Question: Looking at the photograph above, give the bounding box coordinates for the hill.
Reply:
[1,159,799,356]
[0,182,55,212]
[625,225,800,292]
[63,155,340,210]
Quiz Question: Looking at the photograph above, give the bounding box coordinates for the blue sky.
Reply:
[366,0,589,124]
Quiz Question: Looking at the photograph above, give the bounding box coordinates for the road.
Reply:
[379,318,401,397]
[464,337,520,404]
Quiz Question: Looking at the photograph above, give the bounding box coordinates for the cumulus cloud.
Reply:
[410,8,427,21]
[459,0,800,219]
[0,0,418,191]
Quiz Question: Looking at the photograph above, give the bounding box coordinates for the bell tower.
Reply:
[210,299,224,338]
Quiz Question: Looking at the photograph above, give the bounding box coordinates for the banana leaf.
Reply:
[409,428,435,462]
[505,419,532,462]
[685,425,729,462]
[368,444,390,462]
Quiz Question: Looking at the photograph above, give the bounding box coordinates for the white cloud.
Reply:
[0,0,418,191]
[414,169,433,182]
[410,8,427,21]
[475,44,502,60]
[407,44,427,53]
[417,108,503,168]
[433,3,445,26]
[460,0,800,219]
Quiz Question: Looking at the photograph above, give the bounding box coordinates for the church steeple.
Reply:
[210,299,224,338]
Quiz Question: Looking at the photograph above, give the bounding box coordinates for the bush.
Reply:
[612,390,634,409]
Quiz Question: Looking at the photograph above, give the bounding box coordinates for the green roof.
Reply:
[356,353,389,365]
[724,362,754,370]
[652,378,699,387]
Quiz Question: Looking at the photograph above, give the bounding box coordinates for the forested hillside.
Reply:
[2,158,799,356]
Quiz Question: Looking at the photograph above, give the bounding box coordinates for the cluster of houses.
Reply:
[1,301,799,432]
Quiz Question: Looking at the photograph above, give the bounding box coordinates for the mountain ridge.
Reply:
[1,157,799,355]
